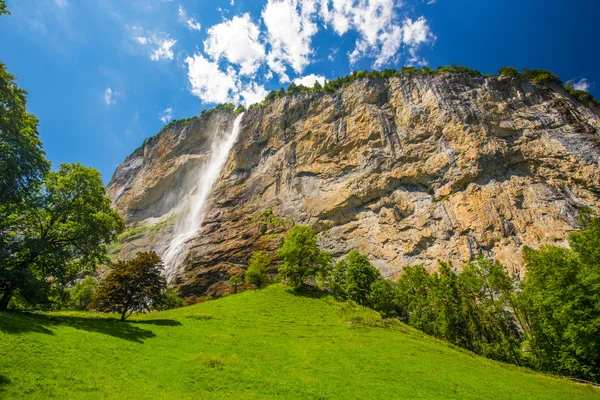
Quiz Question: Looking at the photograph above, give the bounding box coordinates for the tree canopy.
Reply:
[277,225,330,286]
[91,251,167,321]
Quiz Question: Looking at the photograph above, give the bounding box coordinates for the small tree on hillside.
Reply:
[277,225,330,287]
[246,251,270,288]
[228,275,243,294]
[90,252,166,321]
[69,276,98,311]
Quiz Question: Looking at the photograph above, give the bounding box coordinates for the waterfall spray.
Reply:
[162,112,245,282]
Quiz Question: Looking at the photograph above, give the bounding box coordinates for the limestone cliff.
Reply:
[106,73,600,301]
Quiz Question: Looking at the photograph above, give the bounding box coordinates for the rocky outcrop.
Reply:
[106,73,600,300]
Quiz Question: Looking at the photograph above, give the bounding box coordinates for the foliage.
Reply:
[323,251,381,306]
[368,279,399,318]
[228,275,243,294]
[521,68,562,84]
[0,0,9,16]
[0,63,49,210]
[164,116,197,130]
[152,287,184,311]
[245,251,270,288]
[69,276,98,311]
[90,251,166,321]
[0,285,596,399]
[256,207,287,230]
[277,225,331,286]
[518,211,600,381]
[0,163,125,310]
[498,66,522,77]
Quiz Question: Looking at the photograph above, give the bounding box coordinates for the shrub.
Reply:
[69,276,98,311]
[246,251,270,288]
[153,287,184,310]
[498,67,521,77]
[368,279,399,318]
[228,275,243,294]
[521,68,561,84]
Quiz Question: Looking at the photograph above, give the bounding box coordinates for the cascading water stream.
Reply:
[162,112,245,282]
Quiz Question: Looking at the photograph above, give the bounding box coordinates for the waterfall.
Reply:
[162,112,245,282]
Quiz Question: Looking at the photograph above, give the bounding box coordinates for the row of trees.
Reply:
[237,213,600,383]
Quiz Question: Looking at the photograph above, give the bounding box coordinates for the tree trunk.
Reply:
[0,286,15,311]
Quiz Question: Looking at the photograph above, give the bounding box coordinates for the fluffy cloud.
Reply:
[572,78,590,91]
[262,0,318,82]
[238,82,269,106]
[54,0,67,8]
[178,6,201,31]
[204,13,265,76]
[293,73,326,87]
[319,0,433,67]
[159,107,173,123]
[186,54,238,104]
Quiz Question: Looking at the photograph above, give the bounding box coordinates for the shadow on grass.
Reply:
[129,319,182,327]
[286,285,329,299]
[0,312,179,343]
[0,374,10,391]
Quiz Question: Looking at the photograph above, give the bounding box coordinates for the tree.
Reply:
[0,163,125,310]
[517,211,600,381]
[344,251,381,306]
[0,63,48,209]
[153,287,184,310]
[277,225,330,286]
[246,251,270,288]
[69,276,98,311]
[368,279,399,318]
[91,252,166,321]
[313,80,322,90]
[228,275,243,294]
[0,0,9,16]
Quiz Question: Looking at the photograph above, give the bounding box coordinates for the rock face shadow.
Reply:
[0,312,180,343]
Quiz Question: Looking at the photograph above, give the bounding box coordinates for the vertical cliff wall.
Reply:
[106,73,600,300]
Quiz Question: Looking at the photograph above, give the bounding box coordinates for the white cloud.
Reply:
[129,26,177,61]
[204,13,265,76]
[230,0,235,5]
[239,82,269,106]
[572,78,590,91]
[178,6,202,31]
[293,73,326,87]
[262,0,318,82]
[402,17,434,47]
[150,37,176,61]
[186,54,238,104]
[159,107,173,124]
[104,88,119,105]
[54,0,67,8]
[318,0,433,67]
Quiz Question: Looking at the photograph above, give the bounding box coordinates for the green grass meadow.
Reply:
[1,285,598,399]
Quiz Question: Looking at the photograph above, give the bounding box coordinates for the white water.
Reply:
[162,112,245,282]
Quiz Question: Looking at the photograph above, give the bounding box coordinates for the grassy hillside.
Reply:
[0,285,598,399]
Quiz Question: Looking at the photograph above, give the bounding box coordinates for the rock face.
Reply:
[106,74,600,300]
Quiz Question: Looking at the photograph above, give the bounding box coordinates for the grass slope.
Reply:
[0,285,598,399]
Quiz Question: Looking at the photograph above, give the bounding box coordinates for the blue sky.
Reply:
[1,0,598,183]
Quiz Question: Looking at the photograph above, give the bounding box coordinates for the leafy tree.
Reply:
[153,287,184,310]
[228,275,243,294]
[0,163,124,310]
[69,276,98,311]
[91,252,166,321]
[343,251,381,306]
[246,251,270,288]
[396,265,436,330]
[0,63,48,209]
[368,279,399,318]
[0,0,9,16]
[277,225,330,286]
[313,80,322,90]
[517,211,600,381]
